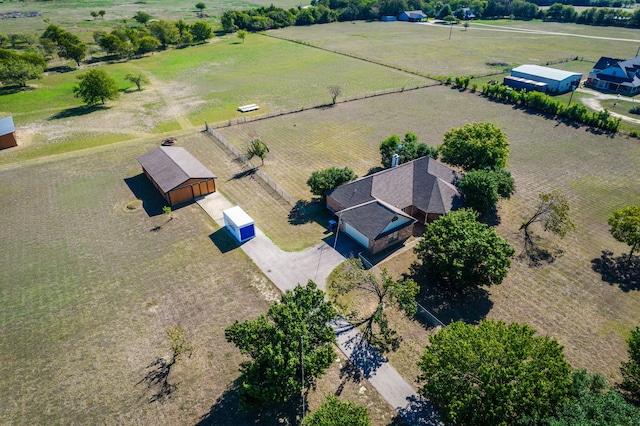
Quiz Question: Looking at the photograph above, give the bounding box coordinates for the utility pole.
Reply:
[449,22,454,39]
[300,334,305,421]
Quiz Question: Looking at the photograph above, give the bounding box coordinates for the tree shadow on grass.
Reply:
[197,379,300,426]
[591,250,640,292]
[137,357,178,404]
[518,231,563,267]
[226,167,257,181]
[0,85,35,96]
[332,318,386,379]
[124,174,167,217]
[45,65,76,74]
[49,104,108,120]
[406,265,493,325]
[288,198,332,228]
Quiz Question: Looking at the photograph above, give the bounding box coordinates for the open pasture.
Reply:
[217,84,640,381]
[271,20,640,77]
[0,34,426,165]
[0,132,399,425]
[0,0,305,35]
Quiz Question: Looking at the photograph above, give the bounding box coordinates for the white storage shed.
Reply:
[510,65,582,94]
[223,206,256,243]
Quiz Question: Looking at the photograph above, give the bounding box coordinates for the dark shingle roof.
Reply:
[339,200,415,241]
[137,146,216,193]
[328,156,462,215]
[593,57,623,71]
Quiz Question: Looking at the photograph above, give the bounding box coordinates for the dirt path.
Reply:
[576,87,640,124]
[134,64,194,131]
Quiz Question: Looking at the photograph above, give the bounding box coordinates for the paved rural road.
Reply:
[198,192,440,425]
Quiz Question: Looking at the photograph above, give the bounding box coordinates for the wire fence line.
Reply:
[204,84,437,130]
[205,123,294,205]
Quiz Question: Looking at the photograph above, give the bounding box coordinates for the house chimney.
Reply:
[391,154,400,168]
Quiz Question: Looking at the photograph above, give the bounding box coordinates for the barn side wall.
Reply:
[0,133,18,149]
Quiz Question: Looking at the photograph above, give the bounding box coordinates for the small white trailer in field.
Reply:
[223,206,256,243]
[238,104,259,113]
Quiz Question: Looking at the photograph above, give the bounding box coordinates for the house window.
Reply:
[388,231,399,243]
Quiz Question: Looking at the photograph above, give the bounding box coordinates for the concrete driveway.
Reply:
[197,192,439,425]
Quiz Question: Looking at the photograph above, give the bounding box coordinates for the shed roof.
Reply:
[223,206,254,227]
[137,146,216,193]
[0,116,15,137]
[512,65,581,82]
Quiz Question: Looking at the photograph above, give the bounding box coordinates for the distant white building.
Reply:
[510,65,582,94]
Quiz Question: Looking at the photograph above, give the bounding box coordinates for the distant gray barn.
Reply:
[510,65,582,94]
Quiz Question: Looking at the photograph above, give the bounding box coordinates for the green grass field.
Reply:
[0,0,307,34]
[271,20,640,77]
[3,12,640,424]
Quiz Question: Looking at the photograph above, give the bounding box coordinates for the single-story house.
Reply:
[585,56,640,96]
[137,146,217,206]
[460,7,476,19]
[327,156,462,254]
[398,10,426,22]
[510,65,582,94]
[0,116,18,149]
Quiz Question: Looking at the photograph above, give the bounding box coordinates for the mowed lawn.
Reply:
[216,85,640,381]
[0,135,398,425]
[270,20,640,77]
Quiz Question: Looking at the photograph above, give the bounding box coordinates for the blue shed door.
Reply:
[240,224,255,241]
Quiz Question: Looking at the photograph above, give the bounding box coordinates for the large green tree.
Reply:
[72,69,120,105]
[0,49,46,87]
[458,168,515,214]
[438,122,510,171]
[148,20,180,48]
[41,24,86,66]
[56,32,86,66]
[379,132,437,168]
[608,205,640,260]
[303,395,371,426]
[189,21,213,42]
[307,167,356,198]
[417,320,573,425]
[527,370,640,425]
[620,326,640,404]
[225,281,337,410]
[414,208,515,293]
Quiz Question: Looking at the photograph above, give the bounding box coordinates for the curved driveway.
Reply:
[197,192,439,425]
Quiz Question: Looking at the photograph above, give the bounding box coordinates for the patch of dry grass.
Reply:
[0,135,399,424]
[218,85,640,384]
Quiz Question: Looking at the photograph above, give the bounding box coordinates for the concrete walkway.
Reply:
[197,192,439,425]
